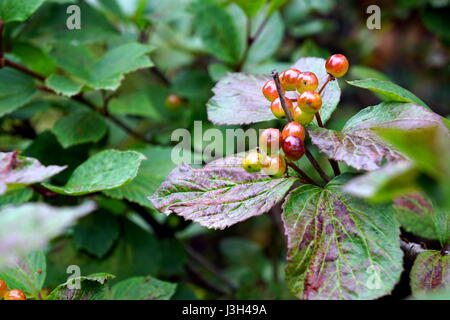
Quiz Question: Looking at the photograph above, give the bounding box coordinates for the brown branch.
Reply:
[271,71,293,122]
[305,149,330,183]
[5,59,45,81]
[400,239,426,259]
[286,161,319,186]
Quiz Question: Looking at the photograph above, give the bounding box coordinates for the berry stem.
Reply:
[271,71,293,122]
[305,149,330,183]
[286,161,319,186]
[318,74,335,95]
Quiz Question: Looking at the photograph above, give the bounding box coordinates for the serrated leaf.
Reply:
[44,150,146,196]
[347,79,428,108]
[100,277,177,300]
[50,42,154,91]
[410,251,450,298]
[0,0,45,23]
[0,251,46,297]
[394,193,449,244]
[0,201,96,270]
[52,110,108,148]
[0,188,33,207]
[73,210,120,259]
[47,273,115,300]
[0,152,66,195]
[309,102,444,171]
[45,74,83,97]
[282,175,403,300]
[207,57,340,125]
[0,67,38,117]
[191,0,242,64]
[108,91,161,119]
[150,155,297,230]
[104,146,176,208]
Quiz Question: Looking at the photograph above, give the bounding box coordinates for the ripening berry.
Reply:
[281,122,306,142]
[271,97,294,119]
[282,136,305,161]
[262,154,286,178]
[291,106,315,125]
[242,152,265,173]
[298,91,322,113]
[296,72,319,93]
[165,94,184,110]
[0,279,8,298]
[4,289,26,300]
[279,68,301,91]
[262,80,283,102]
[259,128,282,155]
[325,54,349,78]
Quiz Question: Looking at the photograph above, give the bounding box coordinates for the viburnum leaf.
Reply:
[0,151,66,195]
[47,273,115,300]
[309,102,445,171]
[347,79,428,108]
[43,150,146,196]
[394,193,449,244]
[45,74,83,97]
[0,251,46,297]
[282,174,403,300]
[0,0,45,23]
[149,155,297,230]
[0,201,96,270]
[99,277,177,300]
[52,109,108,148]
[0,67,38,117]
[410,251,450,298]
[207,57,340,125]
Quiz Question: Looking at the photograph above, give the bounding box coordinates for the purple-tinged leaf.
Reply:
[0,152,66,195]
[282,174,402,300]
[149,155,297,230]
[207,57,340,125]
[309,102,445,171]
[410,251,450,298]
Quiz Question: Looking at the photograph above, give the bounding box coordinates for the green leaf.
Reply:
[44,150,146,196]
[11,42,57,76]
[45,74,83,97]
[52,110,108,148]
[282,175,403,300]
[410,251,450,298]
[150,155,297,230]
[0,188,33,207]
[104,146,176,208]
[0,251,46,298]
[109,91,161,119]
[50,42,154,91]
[47,273,115,300]
[347,79,428,109]
[349,66,390,82]
[0,67,37,117]
[394,193,449,244]
[0,0,45,23]
[73,210,120,259]
[100,277,177,300]
[0,151,66,195]
[268,0,289,15]
[191,0,242,64]
[232,0,266,17]
[0,201,96,270]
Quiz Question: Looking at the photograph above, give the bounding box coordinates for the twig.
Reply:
[5,59,45,81]
[286,161,319,186]
[305,149,330,183]
[400,239,426,259]
[271,71,292,122]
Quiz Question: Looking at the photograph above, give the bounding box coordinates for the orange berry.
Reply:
[279,68,301,91]
[325,54,349,78]
[281,122,306,142]
[4,289,26,300]
[298,91,322,113]
[296,72,319,93]
[271,97,294,119]
[262,80,283,102]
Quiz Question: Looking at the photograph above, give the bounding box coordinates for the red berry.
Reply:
[0,279,8,297]
[282,135,305,161]
[259,128,282,155]
[325,54,349,78]
[298,91,322,113]
[262,80,283,102]
[271,97,293,119]
[281,122,305,142]
[242,152,265,173]
[4,289,26,300]
[262,154,286,178]
[165,94,184,110]
[296,72,319,93]
[279,68,301,91]
[291,106,315,125]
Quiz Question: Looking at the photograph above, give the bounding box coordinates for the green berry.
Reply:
[242,152,265,173]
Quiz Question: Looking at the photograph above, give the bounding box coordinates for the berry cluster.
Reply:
[243,54,349,178]
[0,279,26,300]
